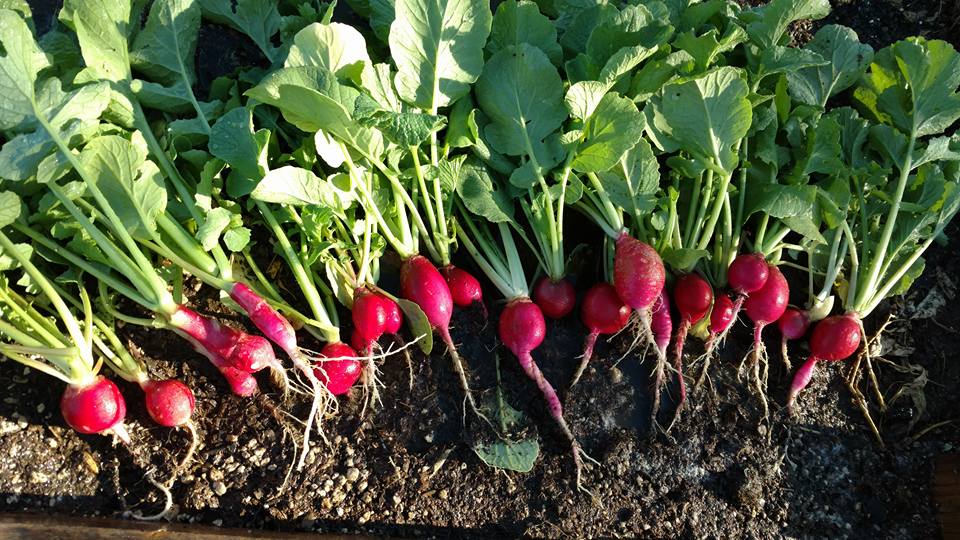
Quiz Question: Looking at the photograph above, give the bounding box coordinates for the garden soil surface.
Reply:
[3,0,960,538]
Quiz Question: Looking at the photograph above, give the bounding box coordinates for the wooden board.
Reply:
[0,513,378,539]
[937,454,960,540]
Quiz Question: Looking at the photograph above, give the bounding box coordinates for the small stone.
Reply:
[609,367,623,384]
[45,438,58,449]
[212,519,223,527]
[424,432,434,443]
[438,489,449,500]
[357,480,368,493]
[209,469,224,481]
[212,481,227,496]
[36,403,45,414]
[392,494,402,505]
[346,468,360,482]
[336,507,345,517]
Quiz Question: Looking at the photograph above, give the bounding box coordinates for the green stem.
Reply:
[683,170,704,247]
[157,213,218,275]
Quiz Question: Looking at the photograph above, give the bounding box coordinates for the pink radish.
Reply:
[533,277,577,319]
[60,376,129,442]
[140,379,195,427]
[743,264,789,417]
[670,274,713,423]
[728,253,770,294]
[382,294,403,335]
[787,313,861,411]
[352,287,389,354]
[401,255,481,418]
[648,289,672,428]
[613,233,666,358]
[229,283,297,357]
[315,342,362,396]
[441,265,485,314]
[167,306,276,374]
[778,307,810,370]
[704,293,736,354]
[500,298,590,490]
[570,283,630,387]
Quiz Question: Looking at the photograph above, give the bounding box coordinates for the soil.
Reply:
[3,0,960,538]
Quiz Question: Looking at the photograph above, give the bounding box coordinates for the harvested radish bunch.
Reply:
[571,283,630,387]
[787,313,861,410]
[670,274,714,424]
[742,264,789,418]
[533,277,577,320]
[778,308,810,370]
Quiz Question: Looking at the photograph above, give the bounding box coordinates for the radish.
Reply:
[61,376,129,442]
[712,253,771,350]
[352,287,389,354]
[442,265,486,316]
[647,288,673,428]
[533,277,577,319]
[778,307,810,370]
[614,233,666,360]
[670,274,713,424]
[167,306,277,374]
[401,254,483,419]
[742,264,789,418]
[315,342,362,396]
[697,292,737,388]
[141,379,195,427]
[500,298,591,489]
[383,294,403,335]
[570,282,630,387]
[787,313,862,411]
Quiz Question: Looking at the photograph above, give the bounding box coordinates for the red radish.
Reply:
[400,255,481,418]
[140,379,195,427]
[60,376,129,441]
[352,287,389,354]
[743,264,789,417]
[613,233,666,355]
[648,289,673,428]
[167,306,276,373]
[778,307,810,370]
[382,294,403,335]
[570,283,630,387]
[441,265,484,309]
[218,365,259,397]
[500,298,589,489]
[670,274,714,423]
[229,283,297,356]
[315,342,362,396]
[728,253,770,294]
[787,313,861,411]
[704,293,736,354]
[533,277,576,319]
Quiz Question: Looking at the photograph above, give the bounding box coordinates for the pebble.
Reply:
[209,469,224,481]
[346,468,360,482]
[438,489,449,500]
[357,480,368,493]
[392,494,402,505]
[212,481,227,496]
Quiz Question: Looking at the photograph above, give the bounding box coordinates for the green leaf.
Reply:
[354,95,446,147]
[744,183,818,221]
[674,25,746,72]
[456,160,514,222]
[475,44,567,159]
[196,207,232,251]
[0,191,22,228]
[596,139,659,215]
[360,63,402,112]
[445,95,479,149]
[757,46,828,82]
[646,66,752,173]
[586,3,673,67]
[252,166,353,212]
[223,226,250,252]
[198,0,281,62]
[572,93,646,173]
[209,107,264,180]
[130,0,201,86]
[628,50,693,102]
[473,391,540,473]
[786,25,873,108]
[599,44,659,84]
[285,22,371,82]
[912,136,960,170]
[487,0,561,65]
[396,298,433,354]
[80,135,167,240]
[0,9,49,130]
[66,0,134,82]
[740,0,830,50]
[661,247,710,271]
[787,113,842,180]
[389,0,492,110]
[854,38,960,137]
[369,0,396,42]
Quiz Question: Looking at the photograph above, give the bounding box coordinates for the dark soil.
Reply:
[2,0,959,538]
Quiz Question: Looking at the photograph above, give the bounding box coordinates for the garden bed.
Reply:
[0,0,958,538]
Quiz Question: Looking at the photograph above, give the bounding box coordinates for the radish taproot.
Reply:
[533,277,577,319]
[778,308,810,370]
[571,283,630,387]
[649,289,672,428]
[787,313,862,411]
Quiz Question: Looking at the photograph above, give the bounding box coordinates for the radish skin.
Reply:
[315,342,362,396]
[533,277,577,320]
[698,293,737,388]
[141,379,195,427]
[167,306,276,374]
[614,233,666,361]
[571,283,630,387]
[787,313,861,411]
[500,298,590,491]
[441,265,485,317]
[401,255,482,419]
[61,376,129,442]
